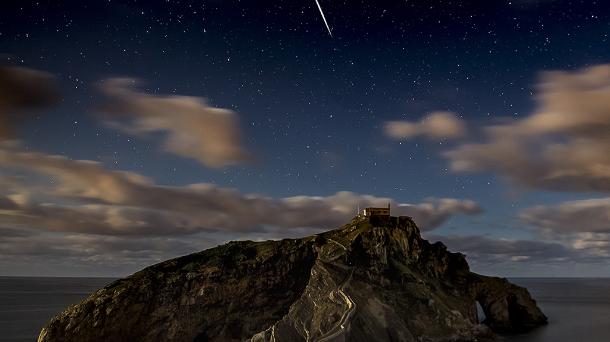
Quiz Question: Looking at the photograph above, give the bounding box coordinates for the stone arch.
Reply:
[475,300,486,323]
[471,276,547,332]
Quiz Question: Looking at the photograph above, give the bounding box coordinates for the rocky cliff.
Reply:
[38,215,547,342]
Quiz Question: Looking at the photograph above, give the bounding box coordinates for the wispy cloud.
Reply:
[520,198,610,258]
[0,227,212,276]
[429,234,584,265]
[0,65,60,139]
[0,145,482,236]
[444,64,610,193]
[384,111,466,141]
[522,198,610,235]
[98,78,251,168]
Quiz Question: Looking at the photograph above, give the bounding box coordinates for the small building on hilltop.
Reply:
[360,204,391,217]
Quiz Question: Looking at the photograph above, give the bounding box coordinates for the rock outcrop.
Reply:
[39,215,547,342]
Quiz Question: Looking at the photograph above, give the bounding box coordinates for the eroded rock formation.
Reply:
[39,215,546,342]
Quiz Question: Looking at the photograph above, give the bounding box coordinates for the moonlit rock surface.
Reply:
[38,216,546,342]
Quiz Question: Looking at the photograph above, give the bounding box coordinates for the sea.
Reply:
[0,277,609,342]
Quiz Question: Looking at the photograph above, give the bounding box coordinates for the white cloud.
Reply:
[445,64,610,192]
[98,78,250,168]
[428,234,600,266]
[0,146,482,236]
[521,198,610,234]
[385,111,466,140]
[397,198,481,229]
[0,227,212,276]
[520,198,610,259]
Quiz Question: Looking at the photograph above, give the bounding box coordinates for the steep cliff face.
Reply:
[39,216,547,342]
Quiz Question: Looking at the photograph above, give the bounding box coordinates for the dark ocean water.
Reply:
[0,277,115,342]
[502,278,610,342]
[0,277,609,342]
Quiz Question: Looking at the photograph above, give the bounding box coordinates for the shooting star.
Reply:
[314,0,333,37]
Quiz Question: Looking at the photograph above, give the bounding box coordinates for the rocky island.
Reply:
[38,214,547,341]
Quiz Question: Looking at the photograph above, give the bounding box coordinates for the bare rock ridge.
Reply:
[38,215,547,342]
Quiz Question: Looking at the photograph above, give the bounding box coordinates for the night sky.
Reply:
[1,0,610,277]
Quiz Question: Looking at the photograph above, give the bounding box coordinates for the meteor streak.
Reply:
[314,0,333,37]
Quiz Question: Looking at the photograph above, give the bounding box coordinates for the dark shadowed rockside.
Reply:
[38,216,546,342]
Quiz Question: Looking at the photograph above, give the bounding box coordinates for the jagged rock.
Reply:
[38,215,547,342]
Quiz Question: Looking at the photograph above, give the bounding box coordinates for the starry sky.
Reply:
[1,0,610,277]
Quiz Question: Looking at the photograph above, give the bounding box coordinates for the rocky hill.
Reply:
[38,215,547,342]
